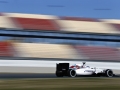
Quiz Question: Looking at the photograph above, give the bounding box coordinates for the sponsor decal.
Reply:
[85,70,93,72]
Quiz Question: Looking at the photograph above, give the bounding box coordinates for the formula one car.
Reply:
[55,62,114,77]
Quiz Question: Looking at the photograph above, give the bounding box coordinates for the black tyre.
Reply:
[105,69,114,77]
[68,69,77,77]
[56,71,63,77]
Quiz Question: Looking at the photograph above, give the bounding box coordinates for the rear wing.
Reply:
[56,63,69,71]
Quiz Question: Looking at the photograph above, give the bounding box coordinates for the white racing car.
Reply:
[55,62,114,77]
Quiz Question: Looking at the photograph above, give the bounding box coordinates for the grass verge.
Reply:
[0,78,120,90]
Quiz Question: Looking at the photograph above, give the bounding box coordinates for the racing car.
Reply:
[55,62,114,77]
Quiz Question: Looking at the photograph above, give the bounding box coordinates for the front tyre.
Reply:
[68,69,77,77]
[105,69,114,77]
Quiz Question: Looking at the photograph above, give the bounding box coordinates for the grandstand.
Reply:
[4,13,60,30]
[100,19,120,31]
[0,13,17,29]
[0,41,14,57]
[12,43,81,59]
[0,12,120,34]
[0,12,120,61]
[73,45,120,61]
[56,16,119,34]
[0,41,120,61]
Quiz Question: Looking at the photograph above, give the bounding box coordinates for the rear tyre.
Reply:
[56,71,63,77]
[105,69,114,77]
[68,69,77,77]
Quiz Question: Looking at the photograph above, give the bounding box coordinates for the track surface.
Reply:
[0,73,120,79]
[0,67,119,78]
[0,73,56,79]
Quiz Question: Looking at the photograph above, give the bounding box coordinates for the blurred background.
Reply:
[0,0,120,61]
[0,11,120,61]
[0,0,120,89]
[0,0,120,70]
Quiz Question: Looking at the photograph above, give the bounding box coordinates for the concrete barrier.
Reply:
[0,60,120,70]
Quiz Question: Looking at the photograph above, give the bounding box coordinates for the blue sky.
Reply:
[0,0,119,19]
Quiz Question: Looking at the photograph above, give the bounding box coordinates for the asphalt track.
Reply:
[0,73,56,79]
[0,73,120,79]
[0,67,120,78]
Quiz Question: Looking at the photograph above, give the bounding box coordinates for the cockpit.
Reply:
[70,64,90,69]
